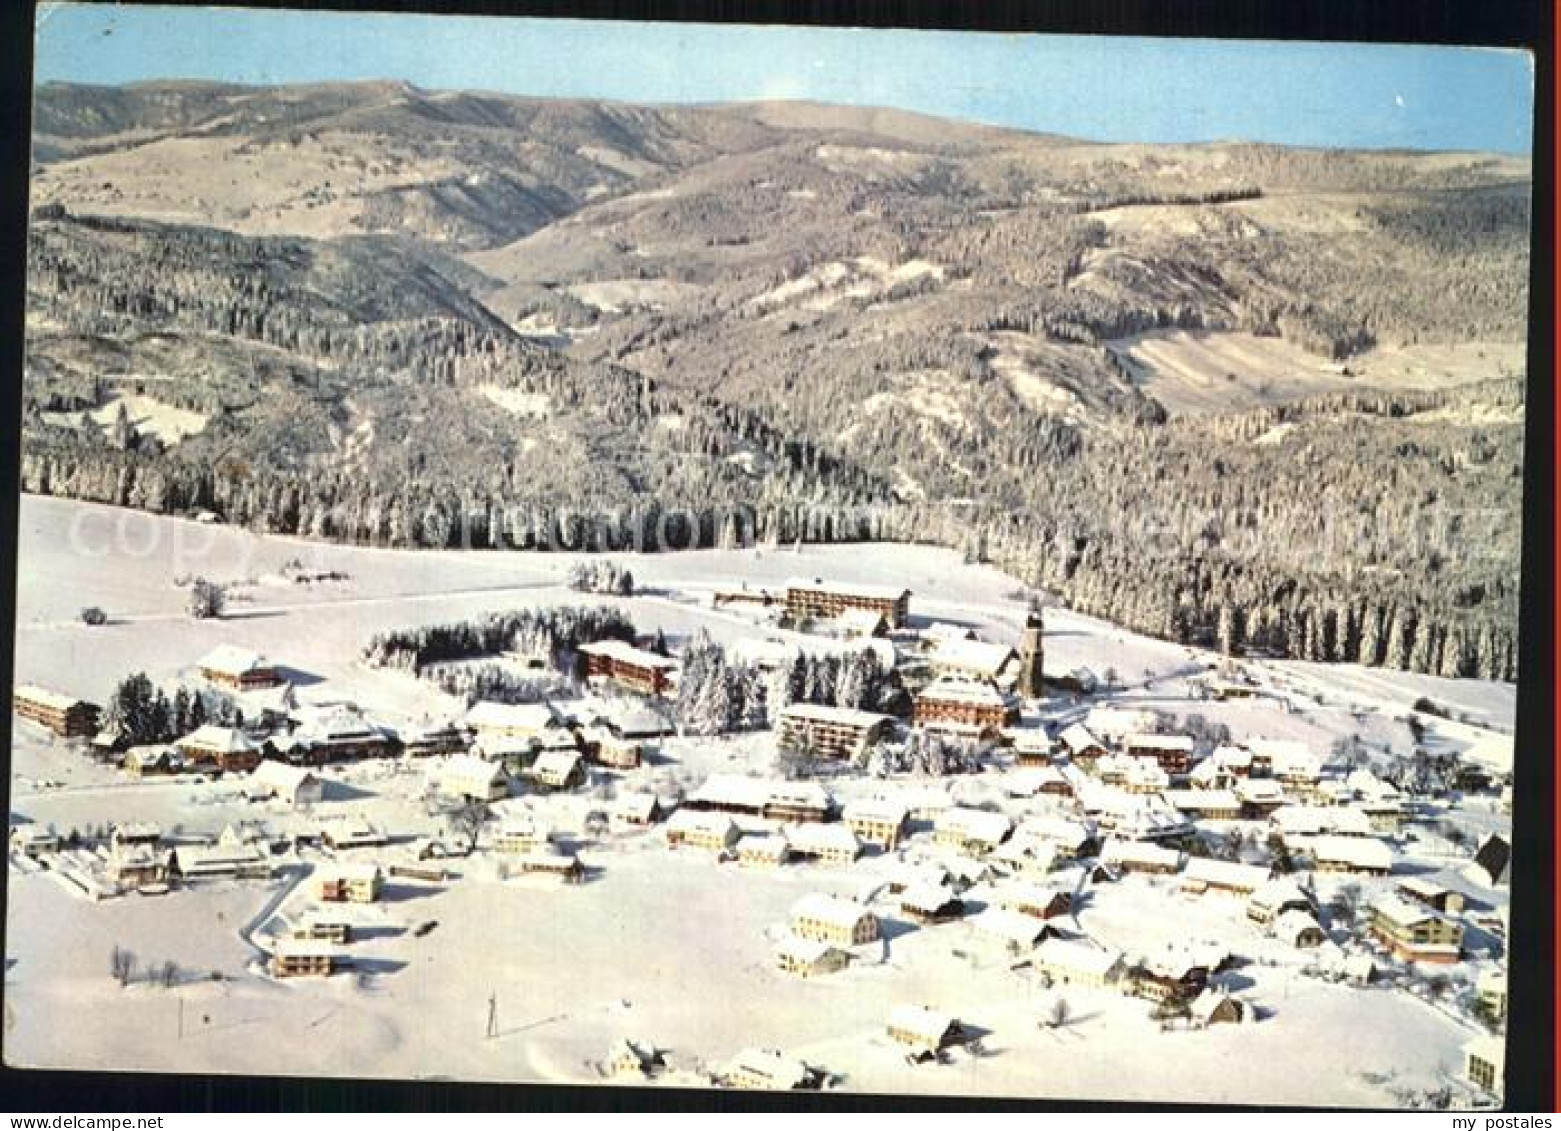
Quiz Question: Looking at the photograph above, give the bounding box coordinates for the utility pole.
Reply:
[486,991,498,1039]
[177,996,184,1040]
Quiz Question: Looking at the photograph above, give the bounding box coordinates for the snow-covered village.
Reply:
[4,496,1516,1106]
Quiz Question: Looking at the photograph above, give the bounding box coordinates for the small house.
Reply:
[611,791,664,828]
[247,760,325,807]
[885,1005,966,1058]
[723,1048,820,1091]
[774,935,852,978]
[529,750,586,791]
[1368,896,1463,964]
[1272,910,1327,948]
[436,754,510,803]
[934,807,1013,856]
[786,822,861,866]
[842,797,910,849]
[320,816,388,850]
[994,883,1072,920]
[1033,938,1124,989]
[664,809,741,853]
[175,725,262,774]
[1247,878,1316,926]
[899,885,965,925]
[789,893,879,947]
[969,907,1055,951]
[197,645,282,692]
[316,862,383,903]
[1188,989,1245,1027]
[1181,858,1271,897]
[271,937,341,979]
[737,833,792,868]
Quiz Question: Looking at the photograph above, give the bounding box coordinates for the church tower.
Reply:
[1018,610,1045,699]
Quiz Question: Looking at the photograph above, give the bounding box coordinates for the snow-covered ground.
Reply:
[5,496,1515,1103]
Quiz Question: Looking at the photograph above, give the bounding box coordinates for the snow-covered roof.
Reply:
[612,791,660,821]
[1033,937,1122,977]
[725,1048,813,1089]
[917,677,1016,709]
[780,702,893,729]
[1250,878,1314,912]
[317,862,381,884]
[1003,766,1068,797]
[1124,733,1194,752]
[786,822,860,857]
[926,639,1017,678]
[900,885,961,914]
[767,779,833,811]
[1182,858,1270,891]
[532,750,582,778]
[1100,839,1181,870]
[738,833,791,859]
[1234,778,1286,804]
[1058,724,1105,754]
[994,882,1069,912]
[14,684,93,711]
[1188,989,1242,1024]
[842,797,910,826]
[578,639,678,669]
[293,704,385,743]
[197,645,272,676]
[921,622,977,645]
[1397,876,1455,901]
[1013,814,1095,850]
[665,809,738,838]
[1162,789,1241,813]
[690,773,772,811]
[1272,806,1377,838]
[177,725,257,754]
[1301,835,1393,871]
[437,754,507,787]
[464,701,562,732]
[969,907,1051,947]
[786,578,910,602]
[272,936,341,961]
[886,1004,958,1044]
[936,806,1013,847]
[791,893,873,930]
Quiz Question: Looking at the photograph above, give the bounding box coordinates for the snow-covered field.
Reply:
[5,496,1516,1103]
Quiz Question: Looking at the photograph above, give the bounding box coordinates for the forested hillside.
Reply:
[21,81,1532,679]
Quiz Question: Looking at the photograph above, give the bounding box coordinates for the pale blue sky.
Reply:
[34,4,1535,154]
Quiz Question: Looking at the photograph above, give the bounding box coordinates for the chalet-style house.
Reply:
[320,816,388,850]
[1368,896,1463,964]
[774,935,852,978]
[899,885,965,925]
[464,701,565,741]
[1100,839,1181,876]
[1008,728,1055,766]
[434,754,510,803]
[108,844,171,890]
[785,578,911,629]
[1298,835,1393,876]
[1396,877,1467,915]
[776,702,893,760]
[994,883,1072,920]
[970,908,1055,951]
[924,638,1020,688]
[1033,938,1124,989]
[584,728,643,770]
[1180,858,1271,897]
[578,640,678,697]
[276,703,395,764]
[913,677,1019,732]
[1162,790,1242,821]
[247,761,325,807]
[197,645,283,693]
[1122,733,1195,775]
[175,725,262,773]
[529,750,586,791]
[789,894,880,947]
[1188,989,1245,1028]
[1002,765,1073,799]
[764,780,834,823]
[611,791,664,828]
[664,809,741,853]
[122,744,184,778]
[271,937,341,979]
[723,1048,820,1091]
[1127,955,1210,1004]
[398,719,470,758]
[317,862,383,903]
[1234,778,1287,817]
[1057,723,1108,764]
[934,807,1013,856]
[842,797,911,849]
[14,684,101,738]
[786,822,861,866]
[885,1005,966,1058]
